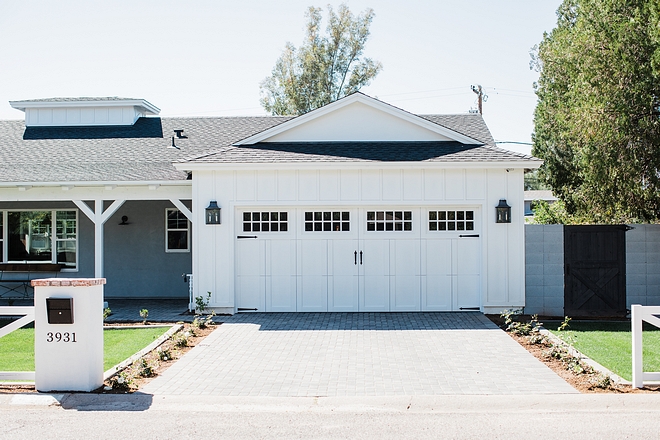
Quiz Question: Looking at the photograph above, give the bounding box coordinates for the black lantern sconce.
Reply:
[496,199,511,223]
[205,201,221,225]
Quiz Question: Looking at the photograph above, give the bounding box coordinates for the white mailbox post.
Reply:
[32,278,106,392]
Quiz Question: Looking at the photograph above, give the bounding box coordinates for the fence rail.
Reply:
[632,304,660,388]
[0,306,35,382]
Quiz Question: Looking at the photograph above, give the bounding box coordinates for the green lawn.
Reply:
[0,324,169,372]
[547,321,660,381]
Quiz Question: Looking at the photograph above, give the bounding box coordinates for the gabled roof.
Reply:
[234,93,483,145]
[0,94,540,185]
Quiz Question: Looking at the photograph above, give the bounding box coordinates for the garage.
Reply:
[235,206,481,312]
[181,93,537,315]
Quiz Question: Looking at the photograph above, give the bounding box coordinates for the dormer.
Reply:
[9,97,160,127]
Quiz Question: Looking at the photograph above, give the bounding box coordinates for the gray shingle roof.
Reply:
[188,141,532,164]
[0,111,537,183]
[187,113,536,165]
[0,116,290,183]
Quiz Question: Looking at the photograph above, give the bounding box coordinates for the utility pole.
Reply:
[471,84,487,115]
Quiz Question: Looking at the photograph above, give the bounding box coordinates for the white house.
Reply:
[0,93,541,314]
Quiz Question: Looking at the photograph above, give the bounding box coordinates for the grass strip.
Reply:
[547,321,660,381]
[0,326,169,372]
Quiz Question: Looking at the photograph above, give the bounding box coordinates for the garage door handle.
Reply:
[354,251,357,265]
[459,234,479,238]
[237,235,258,239]
[360,251,363,265]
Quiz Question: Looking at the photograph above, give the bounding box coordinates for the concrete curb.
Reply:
[103,324,182,381]
[539,327,631,385]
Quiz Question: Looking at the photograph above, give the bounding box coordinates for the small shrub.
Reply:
[172,332,189,348]
[139,309,149,325]
[109,370,134,392]
[133,357,157,378]
[103,308,112,321]
[157,347,173,361]
[195,292,212,315]
[557,316,571,332]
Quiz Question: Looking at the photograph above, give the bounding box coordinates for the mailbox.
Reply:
[46,298,74,324]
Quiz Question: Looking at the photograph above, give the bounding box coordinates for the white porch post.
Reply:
[73,199,125,278]
[94,199,104,278]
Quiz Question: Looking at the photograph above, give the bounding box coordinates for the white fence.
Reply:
[631,304,660,388]
[0,306,36,381]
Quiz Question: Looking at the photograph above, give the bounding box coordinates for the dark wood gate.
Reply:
[564,225,628,317]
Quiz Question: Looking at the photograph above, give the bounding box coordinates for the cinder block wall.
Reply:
[524,225,564,316]
[525,223,660,316]
[626,224,660,307]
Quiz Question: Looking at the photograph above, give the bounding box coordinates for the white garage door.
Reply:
[235,207,480,312]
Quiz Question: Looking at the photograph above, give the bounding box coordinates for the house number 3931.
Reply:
[46,332,77,343]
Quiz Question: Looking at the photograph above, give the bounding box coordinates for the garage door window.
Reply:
[366,211,412,231]
[304,211,350,232]
[429,210,474,231]
[243,212,288,232]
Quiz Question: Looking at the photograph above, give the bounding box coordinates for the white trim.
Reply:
[100,200,125,224]
[10,99,160,115]
[176,160,542,172]
[2,209,79,269]
[0,180,190,188]
[169,199,193,223]
[72,200,95,222]
[235,93,481,145]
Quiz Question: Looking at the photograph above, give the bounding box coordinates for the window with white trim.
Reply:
[429,210,474,231]
[304,211,350,232]
[242,211,288,232]
[166,209,190,252]
[6,210,78,269]
[366,211,412,231]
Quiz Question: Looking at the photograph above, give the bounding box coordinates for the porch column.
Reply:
[73,199,125,278]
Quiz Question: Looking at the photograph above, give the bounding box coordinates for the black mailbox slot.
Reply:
[46,298,74,324]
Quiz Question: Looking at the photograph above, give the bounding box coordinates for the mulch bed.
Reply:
[0,322,216,394]
[487,315,660,394]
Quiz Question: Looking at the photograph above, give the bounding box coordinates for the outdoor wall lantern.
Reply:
[205,201,221,225]
[496,199,512,223]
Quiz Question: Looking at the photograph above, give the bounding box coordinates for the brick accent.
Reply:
[31,278,106,287]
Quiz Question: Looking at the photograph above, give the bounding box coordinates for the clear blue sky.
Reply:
[0,0,562,155]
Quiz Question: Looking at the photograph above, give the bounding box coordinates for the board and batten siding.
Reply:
[192,166,526,314]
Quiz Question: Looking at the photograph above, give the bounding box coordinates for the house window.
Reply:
[304,211,350,232]
[166,209,190,252]
[6,210,78,269]
[0,213,3,263]
[429,210,474,231]
[242,211,288,232]
[366,211,412,231]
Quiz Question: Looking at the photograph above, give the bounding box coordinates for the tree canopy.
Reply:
[260,3,382,116]
[532,0,660,223]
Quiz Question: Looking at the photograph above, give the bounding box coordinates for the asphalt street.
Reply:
[1,393,660,439]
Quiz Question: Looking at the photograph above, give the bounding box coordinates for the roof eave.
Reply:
[175,159,543,171]
[9,99,161,115]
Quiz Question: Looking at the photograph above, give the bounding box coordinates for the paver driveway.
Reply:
[142,312,577,396]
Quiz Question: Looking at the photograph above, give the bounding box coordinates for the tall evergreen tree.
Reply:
[532,0,660,222]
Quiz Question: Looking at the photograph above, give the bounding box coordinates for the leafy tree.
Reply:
[531,0,660,223]
[260,3,382,115]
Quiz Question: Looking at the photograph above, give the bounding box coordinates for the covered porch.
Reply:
[0,182,193,302]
